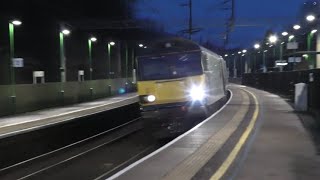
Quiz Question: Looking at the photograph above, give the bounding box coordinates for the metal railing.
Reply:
[242,69,320,110]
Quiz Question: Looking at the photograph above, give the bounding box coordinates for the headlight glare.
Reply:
[189,86,205,101]
[146,95,156,102]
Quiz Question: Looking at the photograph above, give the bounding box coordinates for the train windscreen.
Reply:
[138,52,202,81]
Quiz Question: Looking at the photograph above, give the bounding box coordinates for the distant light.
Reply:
[90,37,97,42]
[289,35,295,40]
[62,29,71,35]
[225,54,228,57]
[232,54,235,56]
[293,25,301,30]
[269,35,278,43]
[276,62,288,66]
[311,29,318,34]
[254,44,260,49]
[11,20,22,26]
[264,50,268,52]
[242,49,247,53]
[269,45,273,47]
[109,41,115,46]
[306,15,316,22]
[118,88,126,94]
[165,43,172,48]
[238,51,242,54]
[282,32,288,36]
[258,51,261,54]
[241,54,245,57]
[266,42,269,45]
[281,42,285,44]
[139,44,144,47]
[302,54,309,58]
[144,46,147,49]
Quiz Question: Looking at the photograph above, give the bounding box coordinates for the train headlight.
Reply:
[189,86,205,101]
[146,95,156,103]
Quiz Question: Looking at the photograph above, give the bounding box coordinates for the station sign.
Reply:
[12,58,24,68]
[78,70,84,75]
[288,57,302,63]
[33,71,45,77]
[287,42,298,50]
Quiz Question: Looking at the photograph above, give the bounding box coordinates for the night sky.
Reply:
[135,0,304,49]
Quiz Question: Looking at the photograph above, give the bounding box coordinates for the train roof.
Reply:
[138,37,222,59]
[138,37,201,57]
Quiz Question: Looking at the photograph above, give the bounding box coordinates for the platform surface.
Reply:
[0,93,138,139]
[107,85,320,180]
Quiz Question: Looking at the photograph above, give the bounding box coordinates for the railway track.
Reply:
[0,117,162,180]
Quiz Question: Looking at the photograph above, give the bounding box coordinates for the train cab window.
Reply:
[201,52,209,71]
[138,52,202,81]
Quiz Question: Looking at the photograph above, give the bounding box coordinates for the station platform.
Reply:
[108,84,320,180]
[0,93,138,139]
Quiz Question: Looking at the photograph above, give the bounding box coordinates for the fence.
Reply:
[0,78,136,117]
[242,69,320,111]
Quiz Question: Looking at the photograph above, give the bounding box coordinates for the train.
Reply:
[136,38,228,138]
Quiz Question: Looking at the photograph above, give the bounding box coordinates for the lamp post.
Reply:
[59,29,70,83]
[88,37,97,81]
[307,29,318,68]
[280,42,285,60]
[269,35,278,67]
[253,44,260,73]
[263,50,268,73]
[108,41,115,79]
[9,19,22,108]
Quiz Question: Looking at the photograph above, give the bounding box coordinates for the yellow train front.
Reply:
[137,38,227,138]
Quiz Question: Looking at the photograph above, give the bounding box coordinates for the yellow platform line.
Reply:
[162,91,249,180]
[210,89,259,180]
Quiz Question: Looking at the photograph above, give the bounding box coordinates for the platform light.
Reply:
[109,41,115,46]
[289,35,295,40]
[90,37,97,42]
[293,25,301,30]
[62,29,71,35]
[242,49,247,53]
[254,44,260,49]
[224,54,228,57]
[282,32,288,36]
[11,20,22,26]
[302,54,309,58]
[264,50,268,52]
[238,51,241,54]
[306,15,316,22]
[311,29,318,34]
[232,53,235,56]
[269,35,278,43]
[139,44,144,47]
[269,45,273,47]
[144,46,147,49]
[241,54,245,57]
[281,42,285,44]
